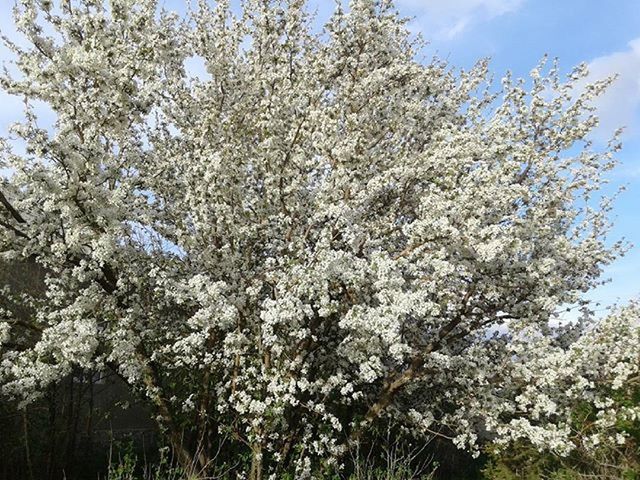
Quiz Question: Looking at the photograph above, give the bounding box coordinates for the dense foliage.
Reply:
[1,0,638,478]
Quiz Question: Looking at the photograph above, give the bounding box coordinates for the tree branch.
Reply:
[0,190,26,224]
[0,219,29,238]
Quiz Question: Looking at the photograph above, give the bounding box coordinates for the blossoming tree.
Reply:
[1,0,638,478]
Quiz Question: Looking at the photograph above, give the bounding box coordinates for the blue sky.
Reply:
[1,0,639,312]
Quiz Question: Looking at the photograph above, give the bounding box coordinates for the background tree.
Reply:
[482,303,640,480]
[0,0,635,478]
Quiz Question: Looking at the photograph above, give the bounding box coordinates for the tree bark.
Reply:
[22,410,34,480]
[249,444,263,480]
[134,358,197,474]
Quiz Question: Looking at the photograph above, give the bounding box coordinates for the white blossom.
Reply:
[0,0,635,476]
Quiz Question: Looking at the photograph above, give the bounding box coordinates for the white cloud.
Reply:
[398,0,525,40]
[584,38,640,141]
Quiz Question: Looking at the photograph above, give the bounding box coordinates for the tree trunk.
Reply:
[131,358,198,475]
[22,410,34,480]
[249,444,263,480]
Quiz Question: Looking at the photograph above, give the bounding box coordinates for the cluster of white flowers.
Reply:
[0,0,636,477]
